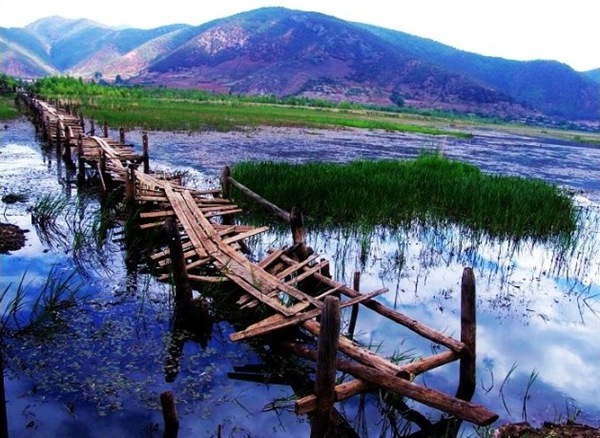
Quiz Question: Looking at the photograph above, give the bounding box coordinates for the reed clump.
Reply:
[231,154,577,239]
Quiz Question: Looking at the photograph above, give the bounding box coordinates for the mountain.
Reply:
[583,68,599,84]
[1,8,598,122]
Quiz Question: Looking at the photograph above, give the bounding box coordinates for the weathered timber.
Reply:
[165,217,193,306]
[142,132,149,174]
[347,271,360,340]
[287,342,498,426]
[221,166,232,200]
[311,296,340,438]
[228,176,290,222]
[456,267,476,401]
[295,350,459,415]
[160,391,179,438]
[230,288,388,341]
[311,272,466,353]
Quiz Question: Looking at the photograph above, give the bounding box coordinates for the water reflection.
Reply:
[2,118,599,436]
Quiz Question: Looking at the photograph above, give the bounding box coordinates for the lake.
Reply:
[1,118,599,437]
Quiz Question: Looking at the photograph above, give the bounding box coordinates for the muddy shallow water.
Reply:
[1,117,599,437]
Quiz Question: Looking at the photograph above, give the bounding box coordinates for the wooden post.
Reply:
[347,271,360,340]
[125,165,136,211]
[311,296,340,438]
[90,119,95,136]
[290,206,310,261]
[44,116,51,142]
[142,132,150,174]
[220,166,232,199]
[79,113,85,131]
[77,134,85,184]
[220,166,234,225]
[99,151,107,195]
[456,267,476,401]
[160,391,179,438]
[55,121,61,146]
[119,127,125,144]
[165,217,193,306]
[63,125,72,164]
[103,121,109,138]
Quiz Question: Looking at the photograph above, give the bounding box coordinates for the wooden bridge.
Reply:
[19,94,499,435]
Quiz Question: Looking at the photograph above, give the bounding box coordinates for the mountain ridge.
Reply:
[1,7,598,122]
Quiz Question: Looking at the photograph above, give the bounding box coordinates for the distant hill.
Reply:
[1,8,598,122]
[583,68,599,84]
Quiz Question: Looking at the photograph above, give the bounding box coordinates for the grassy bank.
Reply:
[0,95,19,120]
[231,155,577,239]
[30,76,471,137]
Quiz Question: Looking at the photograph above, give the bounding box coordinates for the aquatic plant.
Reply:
[231,154,577,239]
[0,266,86,336]
[0,95,19,120]
[30,193,69,227]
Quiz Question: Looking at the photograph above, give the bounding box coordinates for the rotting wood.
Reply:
[230,288,388,341]
[228,176,290,222]
[456,267,476,401]
[311,296,340,438]
[311,272,466,353]
[347,271,360,340]
[286,342,498,426]
[295,350,458,415]
[160,391,179,438]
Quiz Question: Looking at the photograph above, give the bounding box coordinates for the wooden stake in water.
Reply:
[456,267,476,401]
[311,296,340,438]
[347,271,361,340]
[160,391,179,438]
[165,217,192,306]
[142,132,150,174]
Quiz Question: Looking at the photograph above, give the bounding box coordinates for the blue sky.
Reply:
[1,0,598,71]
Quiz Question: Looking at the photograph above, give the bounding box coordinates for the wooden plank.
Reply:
[222,226,269,245]
[295,350,458,414]
[275,254,319,280]
[183,193,322,314]
[285,260,329,286]
[187,274,228,283]
[258,248,287,269]
[204,208,243,218]
[312,272,467,354]
[230,288,388,341]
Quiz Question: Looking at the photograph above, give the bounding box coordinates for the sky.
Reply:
[1,0,598,72]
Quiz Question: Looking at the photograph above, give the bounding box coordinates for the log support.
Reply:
[142,132,150,174]
[456,267,476,401]
[165,217,193,307]
[160,391,179,438]
[290,206,311,261]
[311,296,340,438]
[77,134,85,185]
[347,271,360,340]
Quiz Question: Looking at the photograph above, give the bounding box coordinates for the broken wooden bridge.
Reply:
[21,93,499,433]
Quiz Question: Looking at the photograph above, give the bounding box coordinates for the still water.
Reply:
[1,119,599,437]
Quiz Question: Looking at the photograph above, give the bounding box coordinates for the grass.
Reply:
[29,76,471,137]
[231,154,577,239]
[63,95,472,137]
[1,266,85,336]
[0,94,19,120]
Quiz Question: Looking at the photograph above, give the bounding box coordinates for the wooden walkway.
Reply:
[19,94,499,431]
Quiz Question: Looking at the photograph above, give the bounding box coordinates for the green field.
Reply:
[30,76,475,136]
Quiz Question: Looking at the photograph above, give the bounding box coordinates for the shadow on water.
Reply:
[1,118,599,436]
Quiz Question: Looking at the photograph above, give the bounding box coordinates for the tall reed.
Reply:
[231,154,577,239]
